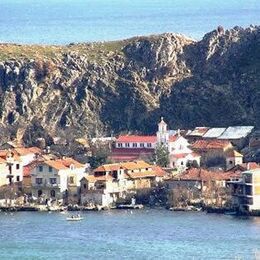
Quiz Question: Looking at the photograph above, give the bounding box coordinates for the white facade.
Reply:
[115,141,156,149]
[19,153,37,166]
[0,158,23,186]
[168,136,192,155]
[31,161,86,200]
[226,156,243,171]
[170,153,201,171]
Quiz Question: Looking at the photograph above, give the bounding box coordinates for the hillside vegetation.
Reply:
[0,26,259,143]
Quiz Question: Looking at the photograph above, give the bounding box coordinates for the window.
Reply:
[125,143,130,148]
[50,178,57,184]
[49,166,53,173]
[50,190,56,198]
[244,174,252,184]
[16,164,20,170]
[118,143,123,148]
[36,178,43,184]
[181,161,184,166]
[16,176,20,182]
[38,190,42,197]
[133,143,137,147]
[38,165,43,172]
[83,184,87,189]
[147,143,152,148]
[140,143,144,147]
[229,160,233,165]
[69,176,74,184]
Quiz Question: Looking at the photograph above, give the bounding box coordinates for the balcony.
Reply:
[33,182,60,188]
[46,183,60,188]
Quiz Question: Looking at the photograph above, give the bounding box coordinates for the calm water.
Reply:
[0,210,260,259]
[0,0,259,44]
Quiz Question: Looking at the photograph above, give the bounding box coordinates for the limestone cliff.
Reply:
[0,26,259,144]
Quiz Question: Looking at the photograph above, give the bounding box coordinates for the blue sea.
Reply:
[0,210,260,259]
[0,0,259,44]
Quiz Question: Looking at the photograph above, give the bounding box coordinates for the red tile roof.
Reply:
[14,147,42,156]
[171,153,188,159]
[227,163,260,173]
[39,158,85,171]
[175,168,240,181]
[116,135,157,143]
[94,160,152,172]
[152,166,168,178]
[192,139,232,150]
[110,148,154,162]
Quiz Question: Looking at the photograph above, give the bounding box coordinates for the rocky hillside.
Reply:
[0,26,259,144]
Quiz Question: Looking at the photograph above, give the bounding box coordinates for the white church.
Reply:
[114,118,201,171]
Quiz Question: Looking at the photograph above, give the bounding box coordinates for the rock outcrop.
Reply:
[0,26,259,144]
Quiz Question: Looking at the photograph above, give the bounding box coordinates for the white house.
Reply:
[31,157,87,201]
[0,150,23,186]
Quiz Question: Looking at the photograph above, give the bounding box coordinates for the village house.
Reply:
[165,168,240,207]
[111,135,156,162]
[186,126,254,149]
[226,162,259,174]
[229,168,260,213]
[191,139,233,166]
[31,157,87,203]
[80,160,166,207]
[225,150,243,170]
[0,150,23,187]
[111,118,200,171]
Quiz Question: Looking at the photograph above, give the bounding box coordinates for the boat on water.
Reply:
[66,214,84,221]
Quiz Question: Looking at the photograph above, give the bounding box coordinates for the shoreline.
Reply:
[1,205,259,217]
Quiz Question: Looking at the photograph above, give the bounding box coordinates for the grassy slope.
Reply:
[0,40,128,62]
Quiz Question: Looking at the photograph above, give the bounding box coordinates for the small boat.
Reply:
[66,215,83,221]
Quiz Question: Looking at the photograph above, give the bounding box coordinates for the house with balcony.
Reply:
[229,169,260,213]
[0,150,23,187]
[31,157,87,202]
[80,160,167,207]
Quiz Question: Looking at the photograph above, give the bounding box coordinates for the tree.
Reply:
[88,141,111,169]
[153,144,169,167]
